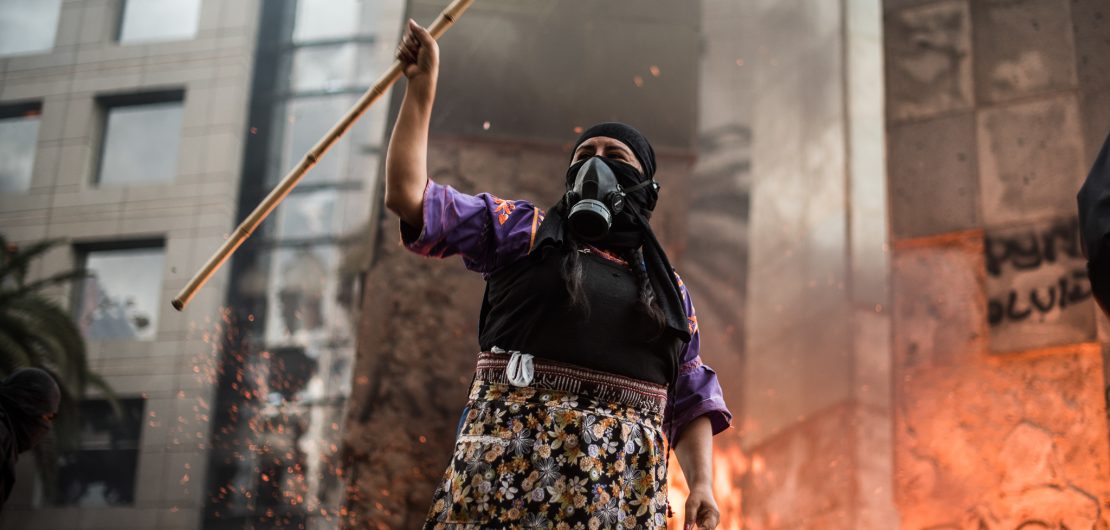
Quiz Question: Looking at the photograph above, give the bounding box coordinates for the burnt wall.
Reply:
[884,0,1110,527]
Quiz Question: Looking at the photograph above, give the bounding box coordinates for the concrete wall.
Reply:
[0,1,258,528]
[884,0,1110,527]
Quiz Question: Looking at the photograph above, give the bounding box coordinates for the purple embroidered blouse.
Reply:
[401,179,733,438]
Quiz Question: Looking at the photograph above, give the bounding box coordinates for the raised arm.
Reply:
[384,19,439,228]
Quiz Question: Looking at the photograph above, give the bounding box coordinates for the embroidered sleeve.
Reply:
[663,272,734,437]
[400,179,543,274]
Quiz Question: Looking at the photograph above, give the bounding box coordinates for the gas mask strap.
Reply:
[622,179,659,194]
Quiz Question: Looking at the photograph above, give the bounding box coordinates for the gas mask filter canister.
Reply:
[563,157,657,241]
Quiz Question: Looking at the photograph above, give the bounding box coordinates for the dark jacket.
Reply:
[1079,130,1110,314]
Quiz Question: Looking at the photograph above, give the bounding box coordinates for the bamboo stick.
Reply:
[172,0,475,311]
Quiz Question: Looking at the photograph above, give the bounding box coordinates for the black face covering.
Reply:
[536,153,691,344]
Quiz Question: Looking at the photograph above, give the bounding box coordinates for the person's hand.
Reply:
[397,19,439,83]
[683,485,720,530]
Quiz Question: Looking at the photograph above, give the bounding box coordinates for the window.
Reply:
[96,91,184,185]
[118,0,201,43]
[54,398,145,506]
[264,245,339,344]
[292,0,371,43]
[0,102,42,193]
[0,0,62,56]
[276,189,340,240]
[290,43,378,93]
[280,96,356,185]
[75,242,165,341]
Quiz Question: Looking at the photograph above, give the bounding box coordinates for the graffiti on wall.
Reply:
[984,217,1096,352]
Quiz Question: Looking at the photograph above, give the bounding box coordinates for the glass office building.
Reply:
[0,1,403,528]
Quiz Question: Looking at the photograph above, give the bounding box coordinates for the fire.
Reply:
[667,436,747,529]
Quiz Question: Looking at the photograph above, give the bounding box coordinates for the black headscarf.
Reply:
[573,122,658,181]
[534,122,691,343]
[0,368,60,505]
[1079,129,1110,314]
[0,368,61,454]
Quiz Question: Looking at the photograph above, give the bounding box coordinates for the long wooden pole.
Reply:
[172,0,475,311]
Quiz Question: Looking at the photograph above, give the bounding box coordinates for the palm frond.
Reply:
[0,327,33,375]
[0,311,46,367]
[4,295,90,391]
[0,233,116,458]
[0,237,66,286]
[86,372,122,418]
[0,269,90,304]
[0,310,82,393]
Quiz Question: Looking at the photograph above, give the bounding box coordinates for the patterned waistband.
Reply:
[474,351,668,414]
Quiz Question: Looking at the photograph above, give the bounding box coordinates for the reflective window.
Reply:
[277,96,385,186]
[0,107,41,193]
[263,245,344,344]
[292,0,369,43]
[98,99,183,185]
[0,0,61,56]
[276,189,340,240]
[76,246,165,341]
[206,0,404,525]
[118,0,201,43]
[54,399,145,506]
[290,43,378,93]
[280,96,354,185]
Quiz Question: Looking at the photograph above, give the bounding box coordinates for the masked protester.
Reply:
[388,21,732,530]
[0,368,61,506]
[1079,129,1110,315]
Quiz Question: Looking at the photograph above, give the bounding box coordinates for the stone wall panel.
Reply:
[887,113,980,239]
[885,0,973,122]
[976,94,1085,227]
[894,347,1110,529]
[1071,0,1110,93]
[970,0,1077,104]
[984,217,1096,353]
[892,237,988,371]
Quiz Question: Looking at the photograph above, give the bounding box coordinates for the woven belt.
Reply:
[474,350,668,413]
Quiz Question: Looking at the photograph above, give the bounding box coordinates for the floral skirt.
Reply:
[422,351,671,529]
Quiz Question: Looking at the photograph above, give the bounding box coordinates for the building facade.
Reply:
[0,1,404,529]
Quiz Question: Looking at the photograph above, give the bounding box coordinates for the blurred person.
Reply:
[0,368,61,507]
[1080,130,1110,314]
[386,20,732,530]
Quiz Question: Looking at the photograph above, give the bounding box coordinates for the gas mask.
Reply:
[563,157,658,241]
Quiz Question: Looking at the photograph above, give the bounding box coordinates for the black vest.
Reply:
[478,245,682,385]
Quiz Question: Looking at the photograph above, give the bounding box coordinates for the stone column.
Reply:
[740,0,898,527]
[884,0,1110,527]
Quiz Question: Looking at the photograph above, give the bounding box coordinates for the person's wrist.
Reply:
[407,73,438,100]
[688,481,713,495]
